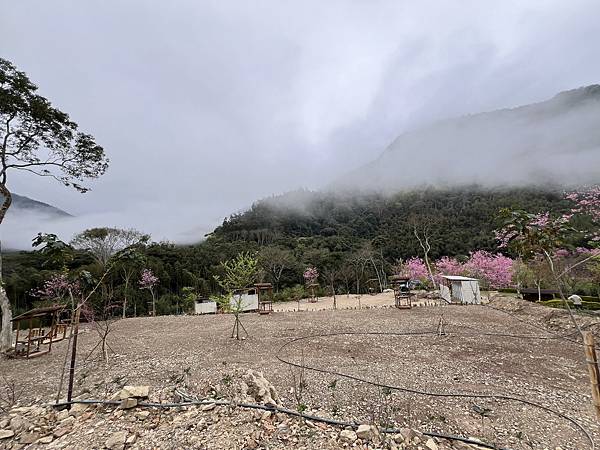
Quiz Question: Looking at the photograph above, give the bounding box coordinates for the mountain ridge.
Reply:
[337,84,600,192]
[9,193,72,218]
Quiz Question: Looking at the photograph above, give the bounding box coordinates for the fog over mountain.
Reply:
[10,194,71,219]
[336,85,600,192]
[3,1,600,249]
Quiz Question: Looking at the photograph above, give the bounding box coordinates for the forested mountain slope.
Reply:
[212,187,571,262]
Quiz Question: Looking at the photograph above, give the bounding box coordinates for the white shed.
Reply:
[194,298,217,314]
[439,276,481,304]
[230,288,259,312]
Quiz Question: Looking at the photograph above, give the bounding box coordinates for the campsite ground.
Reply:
[1,295,599,449]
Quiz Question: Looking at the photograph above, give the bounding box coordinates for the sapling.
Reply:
[214,252,258,340]
[138,268,159,316]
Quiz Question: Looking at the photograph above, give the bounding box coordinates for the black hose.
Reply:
[276,330,595,449]
[53,398,509,450]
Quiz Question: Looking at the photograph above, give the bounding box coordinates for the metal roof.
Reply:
[440,275,479,281]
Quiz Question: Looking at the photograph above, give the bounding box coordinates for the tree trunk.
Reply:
[0,242,12,352]
[413,226,437,290]
[0,285,11,352]
[122,273,130,319]
[0,186,13,352]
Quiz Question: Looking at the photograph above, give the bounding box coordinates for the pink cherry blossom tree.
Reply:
[303,266,319,285]
[434,256,464,284]
[395,257,430,285]
[139,268,159,316]
[463,251,514,289]
[303,266,319,302]
[32,273,81,306]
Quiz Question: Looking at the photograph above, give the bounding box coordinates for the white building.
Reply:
[439,276,481,304]
[194,298,217,314]
[229,288,259,312]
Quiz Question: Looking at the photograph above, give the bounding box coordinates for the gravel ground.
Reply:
[1,296,599,449]
[273,291,436,312]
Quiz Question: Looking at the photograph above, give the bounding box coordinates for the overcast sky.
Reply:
[2,0,600,246]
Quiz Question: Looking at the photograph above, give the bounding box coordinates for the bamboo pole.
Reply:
[583,331,600,420]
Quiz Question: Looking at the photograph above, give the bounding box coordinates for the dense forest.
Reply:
[4,186,577,317]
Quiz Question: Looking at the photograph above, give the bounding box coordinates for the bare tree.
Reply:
[259,247,293,292]
[350,250,370,298]
[408,214,438,290]
[322,268,338,309]
[71,228,148,269]
[0,58,108,352]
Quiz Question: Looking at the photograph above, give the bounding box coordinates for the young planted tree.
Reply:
[303,266,319,302]
[322,268,338,309]
[138,268,159,316]
[214,252,258,340]
[114,245,147,318]
[0,58,108,351]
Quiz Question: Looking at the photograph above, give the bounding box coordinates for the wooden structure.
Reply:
[255,283,274,315]
[11,305,68,359]
[389,276,412,309]
[584,331,600,420]
[440,276,481,304]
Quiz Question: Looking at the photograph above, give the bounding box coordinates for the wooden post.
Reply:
[67,306,81,405]
[583,331,600,420]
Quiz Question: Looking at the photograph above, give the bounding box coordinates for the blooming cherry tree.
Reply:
[463,250,513,289]
[139,268,159,316]
[397,257,429,285]
[303,267,319,285]
[32,273,80,305]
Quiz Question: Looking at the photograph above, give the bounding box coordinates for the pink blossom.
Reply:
[31,273,80,301]
[463,250,514,289]
[566,185,600,239]
[138,268,159,290]
[401,257,429,282]
[303,267,319,285]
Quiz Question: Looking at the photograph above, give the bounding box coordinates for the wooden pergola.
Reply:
[11,305,69,359]
[255,283,274,315]
[389,275,413,309]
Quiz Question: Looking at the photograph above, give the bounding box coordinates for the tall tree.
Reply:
[71,228,148,269]
[259,246,293,292]
[408,214,439,290]
[0,58,108,351]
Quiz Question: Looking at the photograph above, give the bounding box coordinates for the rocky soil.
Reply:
[1,296,598,449]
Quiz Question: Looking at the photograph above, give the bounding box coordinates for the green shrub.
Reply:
[539,299,600,311]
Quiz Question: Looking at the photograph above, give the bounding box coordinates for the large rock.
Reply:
[356,424,378,441]
[119,398,138,409]
[0,430,14,439]
[339,429,357,443]
[119,386,149,399]
[105,431,128,449]
[9,415,28,432]
[425,438,439,450]
[69,403,89,416]
[241,370,280,406]
[19,432,41,444]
